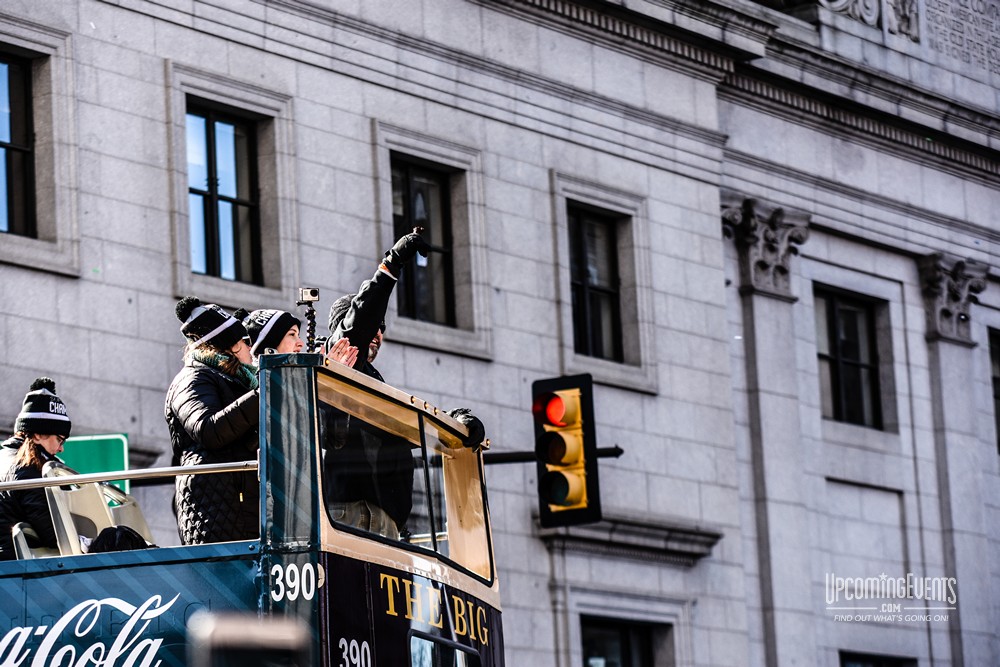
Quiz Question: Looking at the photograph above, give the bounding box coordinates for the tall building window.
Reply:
[581,616,660,667]
[0,54,34,237]
[815,287,883,428]
[990,329,1000,455]
[186,103,261,284]
[840,651,916,667]
[569,203,623,362]
[390,154,455,326]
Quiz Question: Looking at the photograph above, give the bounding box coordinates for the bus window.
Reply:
[316,367,493,581]
[410,633,482,667]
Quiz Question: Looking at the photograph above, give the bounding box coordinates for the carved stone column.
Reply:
[721,192,812,667]
[918,252,991,666]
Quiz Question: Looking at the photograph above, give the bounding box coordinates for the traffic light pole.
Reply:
[483,445,623,465]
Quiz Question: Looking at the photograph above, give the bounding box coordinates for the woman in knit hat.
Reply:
[164,296,261,545]
[0,377,72,560]
[235,307,358,366]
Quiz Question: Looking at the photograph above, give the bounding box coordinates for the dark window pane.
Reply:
[815,288,882,429]
[0,55,35,238]
[840,651,917,667]
[584,218,614,288]
[581,616,657,667]
[568,204,623,362]
[990,330,1000,455]
[390,155,456,327]
[8,148,29,234]
[235,204,254,283]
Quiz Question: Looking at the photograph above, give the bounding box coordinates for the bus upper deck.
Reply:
[0,353,503,667]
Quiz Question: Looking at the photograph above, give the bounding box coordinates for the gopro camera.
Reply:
[298,287,320,303]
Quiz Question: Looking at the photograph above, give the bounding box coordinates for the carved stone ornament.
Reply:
[885,0,919,41]
[721,195,810,301]
[819,0,919,41]
[919,253,989,345]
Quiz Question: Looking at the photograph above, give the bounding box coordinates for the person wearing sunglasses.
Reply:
[320,230,485,540]
[165,297,261,545]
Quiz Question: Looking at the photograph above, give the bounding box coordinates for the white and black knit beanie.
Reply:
[14,377,72,438]
[239,308,300,356]
[175,296,247,350]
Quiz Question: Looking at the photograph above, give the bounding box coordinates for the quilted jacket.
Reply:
[165,359,260,545]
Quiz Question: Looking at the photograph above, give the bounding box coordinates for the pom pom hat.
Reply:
[241,309,300,356]
[175,296,247,350]
[14,377,72,438]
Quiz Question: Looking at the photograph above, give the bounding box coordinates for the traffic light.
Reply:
[532,374,601,528]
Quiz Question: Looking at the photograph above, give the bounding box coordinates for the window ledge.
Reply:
[563,349,659,394]
[821,418,901,453]
[388,317,493,361]
[179,272,288,311]
[535,511,722,567]
[0,235,79,277]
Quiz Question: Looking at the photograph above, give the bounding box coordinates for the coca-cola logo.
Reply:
[0,594,179,667]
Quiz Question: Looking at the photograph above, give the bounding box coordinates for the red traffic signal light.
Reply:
[532,374,600,527]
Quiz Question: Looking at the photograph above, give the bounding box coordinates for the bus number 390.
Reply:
[338,638,372,667]
[270,562,319,602]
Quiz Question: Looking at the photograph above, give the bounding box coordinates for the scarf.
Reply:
[191,348,259,391]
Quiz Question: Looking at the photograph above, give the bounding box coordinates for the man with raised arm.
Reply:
[321,230,485,539]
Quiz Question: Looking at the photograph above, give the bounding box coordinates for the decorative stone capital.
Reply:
[919,253,988,346]
[721,193,810,301]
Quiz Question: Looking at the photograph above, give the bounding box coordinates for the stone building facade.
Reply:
[1,0,998,665]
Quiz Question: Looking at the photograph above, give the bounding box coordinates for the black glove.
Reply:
[383,230,432,276]
[447,408,486,449]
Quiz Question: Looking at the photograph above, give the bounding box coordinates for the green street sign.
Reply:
[60,434,130,493]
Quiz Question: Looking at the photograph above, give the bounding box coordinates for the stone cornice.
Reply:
[478,0,777,81]
[535,512,723,567]
[757,36,1000,145]
[721,72,1000,184]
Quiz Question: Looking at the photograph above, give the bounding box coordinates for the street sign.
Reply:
[61,434,130,492]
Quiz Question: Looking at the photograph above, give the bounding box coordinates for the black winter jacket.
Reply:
[0,436,57,560]
[322,268,414,531]
[165,358,260,545]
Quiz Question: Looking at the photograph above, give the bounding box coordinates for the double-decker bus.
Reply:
[0,353,503,666]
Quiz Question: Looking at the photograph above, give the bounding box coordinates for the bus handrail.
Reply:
[0,460,258,493]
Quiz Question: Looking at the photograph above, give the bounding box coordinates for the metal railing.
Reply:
[0,461,258,492]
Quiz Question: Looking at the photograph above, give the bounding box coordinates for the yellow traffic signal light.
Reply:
[532,375,600,527]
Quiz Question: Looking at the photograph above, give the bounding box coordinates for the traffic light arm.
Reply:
[483,445,623,465]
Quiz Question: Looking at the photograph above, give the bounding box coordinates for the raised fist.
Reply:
[383,229,432,275]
